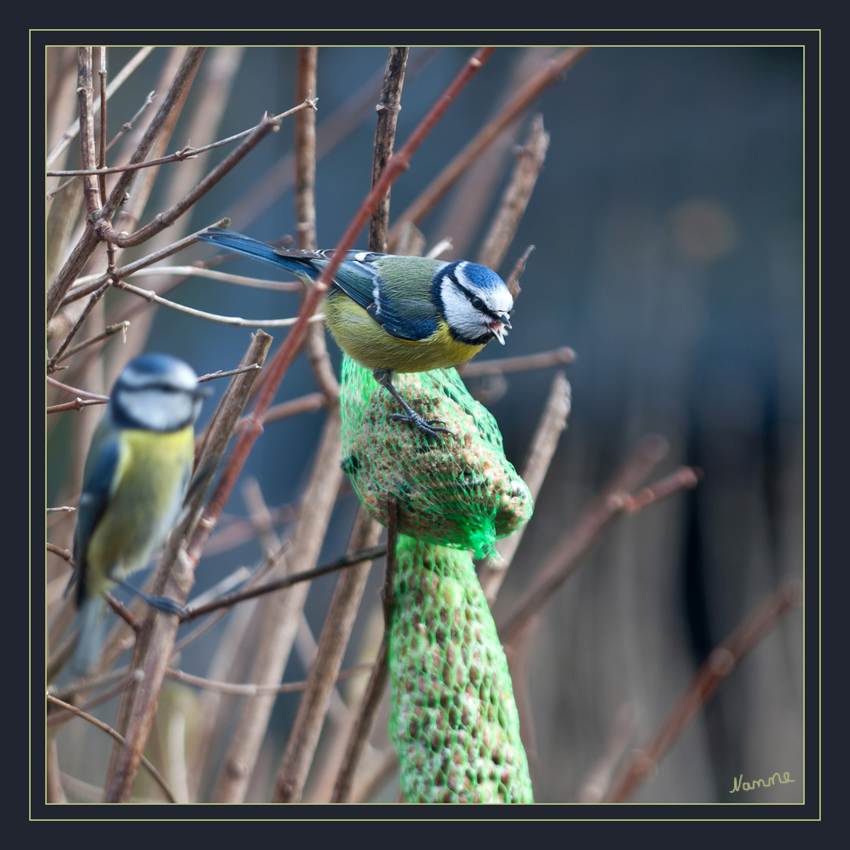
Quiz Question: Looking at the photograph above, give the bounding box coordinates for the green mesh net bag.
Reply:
[339,355,534,803]
[388,535,534,804]
[339,357,533,560]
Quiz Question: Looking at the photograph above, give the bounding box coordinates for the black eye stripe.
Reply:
[453,279,501,321]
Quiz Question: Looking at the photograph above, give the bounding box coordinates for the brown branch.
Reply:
[47,398,106,415]
[46,694,176,803]
[477,113,550,272]
[45,375,109,401]
[46,46,155,169]
[46,47,208,322]
[461,346,576,378]
[272,509,383,802]
[576,704,637,803]
[164,660,373,697]
[181,543,386,621]
[389,45,591,242]
[369,47,409,253]
[479,371,572,603]
[261,392,327,424]
[76,48,103,217]
[498,440,697,646]
[46,275,111,368]
[330,497,400,803]
[60,221,230,307]
[295,46,340,404]
[95,100,316,249]
[46,542,71,562]
[604,580,804,803]
[211,410,344,803]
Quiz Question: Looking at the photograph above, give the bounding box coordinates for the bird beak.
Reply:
[489,313,511,345]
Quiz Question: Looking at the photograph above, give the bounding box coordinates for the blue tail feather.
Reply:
[69,595,110,677]
[197,227,318,281]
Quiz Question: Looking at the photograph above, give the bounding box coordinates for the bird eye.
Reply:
[471,296,485,310]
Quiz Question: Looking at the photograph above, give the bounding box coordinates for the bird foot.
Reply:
[390,411,453,439]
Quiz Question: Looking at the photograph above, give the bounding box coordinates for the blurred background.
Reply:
[45,44,805,804]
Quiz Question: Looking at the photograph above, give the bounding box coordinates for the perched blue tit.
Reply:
[197,227,514,436]
[68,353,208,674]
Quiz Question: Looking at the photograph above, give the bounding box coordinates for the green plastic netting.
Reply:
[338,355,534,803]
[388,535,534,804]
[339,357,533,560]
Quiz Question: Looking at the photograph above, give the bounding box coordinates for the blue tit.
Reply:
[67,353,209,675]
[197,227,514,437]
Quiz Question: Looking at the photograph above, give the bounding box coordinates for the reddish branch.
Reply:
[604,580,804,803]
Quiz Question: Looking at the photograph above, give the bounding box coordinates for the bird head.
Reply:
[111,353,210,432]
[434,261,514,346]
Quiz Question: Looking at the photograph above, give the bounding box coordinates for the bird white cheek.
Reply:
[440,280,489,341]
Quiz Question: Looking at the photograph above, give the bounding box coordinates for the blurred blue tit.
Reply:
[197,227,514,436]
[68,353,209,675]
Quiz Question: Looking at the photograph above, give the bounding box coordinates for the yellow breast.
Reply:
[86,427,195,593]
[323,293,486,373]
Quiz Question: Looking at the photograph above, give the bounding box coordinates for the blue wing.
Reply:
[197,228,440,341]
[71,433,121,606]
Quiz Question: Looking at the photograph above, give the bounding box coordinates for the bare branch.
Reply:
[604,581,804,803]
[46,694,176,803]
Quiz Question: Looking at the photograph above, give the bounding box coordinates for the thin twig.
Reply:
[604,580,804,803]
[49,320,129,371]
[95,99,316,250]
[45,375,109,401]
[47,670,144,728]
[46,694,176,803]
[59,221,233,306]
[164,661,374,697]
[479,371,572,603]
[296,46,340,404]
[576,704,637,803]
[498,441,698,646]
[369,47,409,253]
[110,264,303,291]
[197,364,261,383]
[47,48,208,322]
[46,542,72,561]
[331,497,400,803]
[272,509,383,802]
[110,277,324,327]
[462,346,576,378]
[47,398,106,415]
[389,46,591,243]
[46,46,155,168]
[181,544,386,622]
[211,410,344,803]
[477,113,550,272]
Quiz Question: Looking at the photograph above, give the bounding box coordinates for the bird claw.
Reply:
[389,411,453,439]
